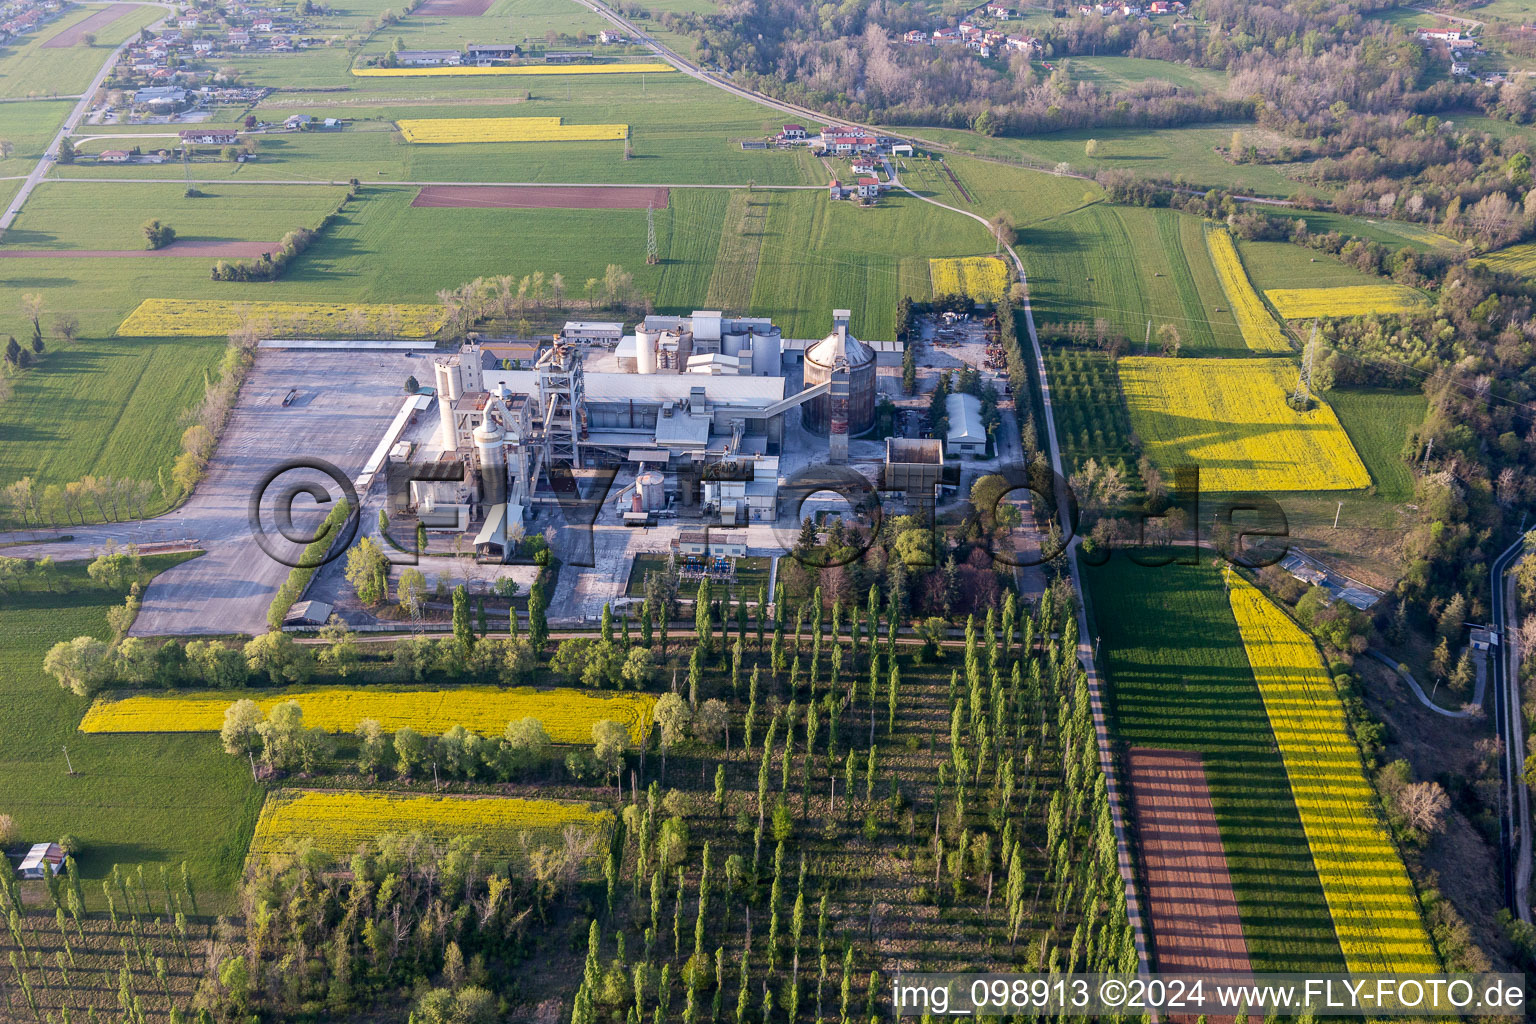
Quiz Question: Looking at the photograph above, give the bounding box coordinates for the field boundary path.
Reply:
[0,0,175,237]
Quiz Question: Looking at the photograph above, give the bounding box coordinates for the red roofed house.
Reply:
[781,124,807,140]
[180,128,239,144]
[856,176,879,199]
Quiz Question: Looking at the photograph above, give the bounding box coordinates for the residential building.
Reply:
[562,321,624,346]
[179,128,239,144]
[97,150,131,163]
[780,123,807,139]
[903,29,927,43]
[856,176,880,199]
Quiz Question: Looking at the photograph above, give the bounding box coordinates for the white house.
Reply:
[945,392,987,455]
[97,149,131,163]
[18,843,64,879]
[855,176,880,199]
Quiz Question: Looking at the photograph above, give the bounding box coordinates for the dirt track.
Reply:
[1126,748,1252,976]
[0,239,277,258]
[411,0,493,15]
[42,3,136,46]
[412,184,669,210]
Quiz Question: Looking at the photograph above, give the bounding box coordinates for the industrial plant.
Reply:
[405,308,908,560]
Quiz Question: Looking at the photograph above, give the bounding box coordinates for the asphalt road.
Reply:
[1492,534,1532,923]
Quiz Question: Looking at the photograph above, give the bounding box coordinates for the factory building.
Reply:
[421,309,896,546]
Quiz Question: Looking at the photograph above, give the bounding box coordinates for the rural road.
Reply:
[1491,534,1532,924]
[1364,648,1482,718]
[42,176,830,189]
[0,0,175,236]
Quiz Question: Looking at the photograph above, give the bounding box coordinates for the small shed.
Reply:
[18,843,64,879]
[284,599,333,627]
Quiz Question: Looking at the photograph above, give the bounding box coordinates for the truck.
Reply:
[282,388,298,406]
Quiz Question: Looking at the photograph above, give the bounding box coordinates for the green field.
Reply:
[1081,557,1347,971]
[55,76,824,186]
[0,555,261,904]
[1022,205,1248,354]
[905,123,1303,199]
[1051,55,1228,94]
[3,182,351,250]
[745,189,987,337]
[0,99,73,176]
[1326,387,1427,502]
[1233,238,1395,293]
[0,5,163,98]
[0,333,226,499]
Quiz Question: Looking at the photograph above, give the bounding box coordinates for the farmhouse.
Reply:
[97,149,131,163]
[396,48,461,65]
[1416,28,1462,43]
[946,392,987,455]
[985,3,1015,17]
[856,176,880,199]
[933,26,959,42]
[821,129,878,153]
[598,29,626,43]
[1451,60,1470,75]
[179,129,238,144]
[17,843,64,879]
[227,29,249,45]
[466,42,518,61]
[780,124,807,140]
[903,29,927,43]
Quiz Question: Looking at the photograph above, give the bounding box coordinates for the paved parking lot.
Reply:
[129,349,429,636]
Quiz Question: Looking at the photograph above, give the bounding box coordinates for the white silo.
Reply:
[636,327,658,375]
[434,360,457,450]
[636,471,666,511]
[474,419,507,505]
[721,330,747,357]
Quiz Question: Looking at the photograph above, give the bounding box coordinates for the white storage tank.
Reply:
[434,360,457,450]
[636,471,666,511]
[721,331,748,357]
[636,328,658,375]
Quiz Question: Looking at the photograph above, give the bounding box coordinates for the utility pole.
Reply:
[645,204,659,265]
[248,751,258,781]
[1334,501,1344,529]
[1143,319,1151,355]
[62,745,75,775]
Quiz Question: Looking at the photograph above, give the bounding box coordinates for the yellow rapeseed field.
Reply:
[1472,242,1536,278]
[1264,285,1426,319]
[247,790,612,865]
[80,687,656,745]
[114,299,446,338]
[397,116,628,144]
[1228,577,1440,973]
[353,63,673,77]
[1118,356,1371,492]
[928,256,1010,303]
[1205,226,1291,353]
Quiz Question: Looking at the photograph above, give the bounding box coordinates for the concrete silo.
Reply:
[802,309,876,436]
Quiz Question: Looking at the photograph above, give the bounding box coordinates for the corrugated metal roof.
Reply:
[946,392,986,444]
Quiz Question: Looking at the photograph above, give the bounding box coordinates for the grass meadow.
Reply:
[1080,557,1346,972]
[0,4,162,98]
[1022,205,1249,355]
[1053,55,1229,94]
[1234,237,1404,293]
[0,555,262,906]
[904,123,1302,198]
[0,99,74,176]
[1326,387,1426,503]
[3,182,352,250]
